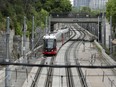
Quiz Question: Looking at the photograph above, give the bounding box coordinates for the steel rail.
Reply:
[31,59,46,87]
[74,30,88,87]
[65,27,77,87]
[71,24,88,87]
[44,57,54,87]
[44,26,75,87]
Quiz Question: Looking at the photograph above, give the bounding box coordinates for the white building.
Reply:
[89,0,108,10]
[73,0,90,7]
[73,0,108,10]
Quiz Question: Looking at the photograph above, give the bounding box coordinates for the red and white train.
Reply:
[43,28,70,55]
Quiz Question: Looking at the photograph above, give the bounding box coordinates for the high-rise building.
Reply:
[73,0,90,8]
[73,0,78,7]
[89,0,108,9]
[73,0,108,10]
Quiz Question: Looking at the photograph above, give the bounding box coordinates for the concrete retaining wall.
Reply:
[84,26,116,65]
[94,40,116,65]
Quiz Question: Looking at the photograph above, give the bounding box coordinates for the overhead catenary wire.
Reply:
[0,62,116,68]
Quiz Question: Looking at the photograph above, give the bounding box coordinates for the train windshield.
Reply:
[44,39,56,49]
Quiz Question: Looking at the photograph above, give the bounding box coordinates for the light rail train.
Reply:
[43,28,70,55]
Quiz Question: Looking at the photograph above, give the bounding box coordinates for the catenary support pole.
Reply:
[102,13,105,46]
[5,17,10,87]
[98,16,100,42]
[48,15,51,33]
[104,16,106,47]
[32,16,34,50]
[23,16,27,64]
[110,16,112,56]
[45,16,48,34]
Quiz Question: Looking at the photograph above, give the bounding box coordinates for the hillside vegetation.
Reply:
[0,0,72,35]
[106,0,116,58]
[106,0,116,29]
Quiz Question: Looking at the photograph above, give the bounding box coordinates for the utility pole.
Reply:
[5,17,10,87]
[32,16,34,50]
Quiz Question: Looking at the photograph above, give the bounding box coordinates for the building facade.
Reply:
[73,0,108,10]
[73,0,90,8]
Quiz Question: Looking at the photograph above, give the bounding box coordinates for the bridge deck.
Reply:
[51,18,102,23]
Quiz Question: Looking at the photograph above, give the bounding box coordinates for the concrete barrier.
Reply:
[82,26,116,66]
[94,40,116,65]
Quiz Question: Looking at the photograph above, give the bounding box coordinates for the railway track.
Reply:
[30,25,75,87]
[29,23,116,87]
[44,56,55,87]
[65,40,76,87]
[44,26,77,87]
[73,24,116,87]
[64,25,78,87]
[1,23,116,87]
[64,24,89,87]
[31,59,46,87]
[73,30,88,87]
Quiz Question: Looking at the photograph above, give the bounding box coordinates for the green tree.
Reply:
[106,0,116,28]
[71,7,80,13]
[0,0,72,34]
[43,0,72,13]
[80,7,91,14]
[60,0,72,12]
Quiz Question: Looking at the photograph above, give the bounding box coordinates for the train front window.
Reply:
[44,39,55,49]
